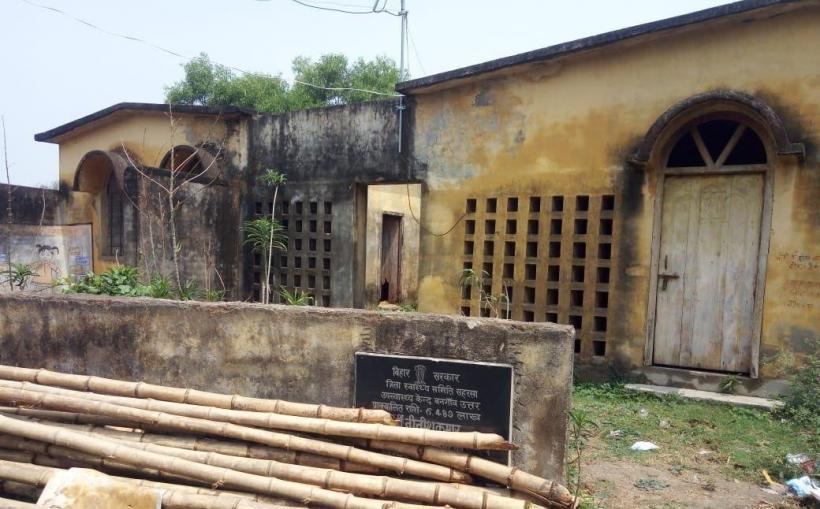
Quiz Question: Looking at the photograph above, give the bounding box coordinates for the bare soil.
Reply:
[582,458,798,509]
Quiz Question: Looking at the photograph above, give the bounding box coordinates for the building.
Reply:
[2,0,817,395]
[401,0,818,392]
[7,101,421,308]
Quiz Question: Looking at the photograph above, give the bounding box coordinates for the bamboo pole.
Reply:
[0,413,381,474]
[3,439,527,509]
[368,442,574,509]
[0,455,297,507]
[0,388,468,483]
[0,415,445,509]
[0,429,536,509]
[0,480,39,502]
[0,365,393,424]
[0,458,301,509]
[0,380,513,451]
[0,436,204,486]
[0,496,38,508]
[0,405,138,427]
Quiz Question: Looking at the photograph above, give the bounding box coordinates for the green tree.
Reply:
[164,53,398,113]
[165,54,291,112]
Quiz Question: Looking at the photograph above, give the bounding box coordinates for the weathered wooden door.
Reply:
[653,173,764,373]
[380,214,402,303]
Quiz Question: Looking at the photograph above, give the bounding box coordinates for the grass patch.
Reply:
[571,383,818,482]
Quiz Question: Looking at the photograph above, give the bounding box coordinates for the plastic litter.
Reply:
[785,476,820,501]
[638,408,649,419]
[786,453,816,474]
[630,441,659,451]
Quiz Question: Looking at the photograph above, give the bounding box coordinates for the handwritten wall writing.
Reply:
[775,251,820,310]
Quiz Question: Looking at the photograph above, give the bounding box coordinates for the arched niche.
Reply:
[159,144,219,181]
[632,90,804,167]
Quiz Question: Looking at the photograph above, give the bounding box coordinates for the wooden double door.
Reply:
[653,173,764,373]
[651,118,769,374]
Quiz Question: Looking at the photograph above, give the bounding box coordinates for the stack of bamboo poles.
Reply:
[0,365,574,509]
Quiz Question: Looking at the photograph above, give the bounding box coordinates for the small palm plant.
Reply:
[243,217,287,303]
[255,169,287,304]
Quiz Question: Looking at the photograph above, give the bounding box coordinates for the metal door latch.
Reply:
[659,254,679,290]
[658,272,680,290]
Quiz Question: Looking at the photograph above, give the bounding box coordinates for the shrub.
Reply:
[61,266,206,302]
[63,265,148,297]
[777,338,819,429]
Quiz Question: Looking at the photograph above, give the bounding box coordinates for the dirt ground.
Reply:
[582,459,798,509]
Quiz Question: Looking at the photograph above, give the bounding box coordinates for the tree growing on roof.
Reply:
[164,53,399,113]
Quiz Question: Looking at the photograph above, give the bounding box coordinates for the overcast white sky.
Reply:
[0,0,729,187]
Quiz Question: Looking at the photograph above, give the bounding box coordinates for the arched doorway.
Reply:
[74,150,134,261]
[647,114,772,376]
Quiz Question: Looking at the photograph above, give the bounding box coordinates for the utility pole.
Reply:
[399,0,407,80]
[397,0,407,153]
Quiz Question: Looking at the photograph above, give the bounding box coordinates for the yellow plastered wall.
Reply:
[412,6,819,376]
[364,184,422,306]
[52,110,248,273]
[56,111,247,186]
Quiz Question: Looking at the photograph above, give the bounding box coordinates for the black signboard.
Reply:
[354,352,514,464]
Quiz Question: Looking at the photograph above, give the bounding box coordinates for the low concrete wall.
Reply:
[0,293,574,481]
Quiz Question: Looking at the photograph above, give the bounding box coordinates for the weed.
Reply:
[202,289,226,302]
[177,280,199,301]
[62,265,145,296]
[280,287,313,306]
[566,408,599,505]
[719,375,740,394]
[700,478,716,492]
[634,478,669,491]
[776,338,819,430]
[147,275,173,299]
[458,268,510,319]
[0,263,35,290]
[572,383,818,482]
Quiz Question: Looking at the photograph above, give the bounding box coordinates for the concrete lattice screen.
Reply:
[252,198,334,306]
[461,194,615,360]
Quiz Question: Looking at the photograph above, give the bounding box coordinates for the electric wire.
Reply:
[18,0,400,97]
[407,24,426,77]
[288,0,401,16]
[406,184,465,238]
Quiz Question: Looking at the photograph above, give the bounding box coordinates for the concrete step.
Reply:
[624,383,784,410]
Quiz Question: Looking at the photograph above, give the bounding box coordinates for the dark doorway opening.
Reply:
[380,214,402,303]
